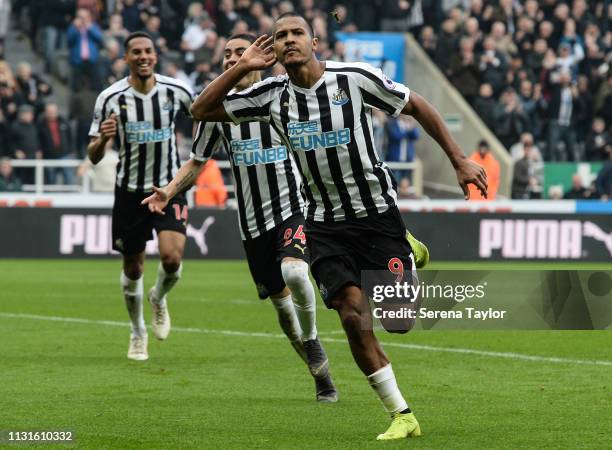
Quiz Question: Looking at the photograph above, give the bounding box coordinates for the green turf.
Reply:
[1,260,610,449]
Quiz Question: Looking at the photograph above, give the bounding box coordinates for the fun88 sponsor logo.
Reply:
[231,137,288,166]
[125,121,172,143]
[287,120,351,151]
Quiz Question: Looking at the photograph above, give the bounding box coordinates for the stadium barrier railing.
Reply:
[6,158,423,200]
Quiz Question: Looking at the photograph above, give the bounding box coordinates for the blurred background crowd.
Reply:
[0,0,610,200]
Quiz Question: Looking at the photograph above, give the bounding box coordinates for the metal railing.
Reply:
[7,158,423,197]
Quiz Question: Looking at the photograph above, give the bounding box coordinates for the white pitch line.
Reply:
[2,312,611,367]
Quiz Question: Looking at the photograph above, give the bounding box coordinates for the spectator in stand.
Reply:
[194,159,228,207]
[258,14,275,36]
[0,108,8,157]
[0,157,22,192]
[0,79,23,124]
[69,77,97,158]
[585,117,612,162]
[574,74,594,144]
[548,185,563,200]
[39,0,74,73]
[479,36,507,95]
[77,139,118,192]
[555,40,584,79]
[595,154,612,200]
[468,139,500,200]
[106,58,128,86]
[517,80,538,135]
[435,19,460,72]
[15,62,53,116]
[330,40,346,62]
[121,0,143,31]
[385,115,419,183]
[230,19,250,36]
[67,8,104,90]
[597,74,612,128]
[418,26,437,61]
[164,61,194,92]
[380,0,412,32]
[546,70,578,161]
[464,16,483,46]
[513,14,535,58]
[0,0,9,55]
[104,13,130,51]
[9,105,42,184]
[180,11,215,71]
[525,38,548,77]
[190,60,217,94]
[38,102,74,185]
[494,87,528,150]
[509,132,543,163]
[447,36,480,105]
[512,143,541,199]
[538,20,555,48]
[490,21,517,57]
[563,174,589,199]
[397,177,418,200]
[217,0,239,37]
[473,83,496,131]
[98,39,123,85]
[144,15,168,55]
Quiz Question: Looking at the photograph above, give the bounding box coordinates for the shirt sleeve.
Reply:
[352,63,411,117]
[88,92,108,138]
[222,76,285,124]
[190,121,223,162]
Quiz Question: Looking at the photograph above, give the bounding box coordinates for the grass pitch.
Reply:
[1,259,611,449]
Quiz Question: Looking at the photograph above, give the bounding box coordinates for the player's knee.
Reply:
[280,260,309,293]
[332,297,363,330]
[123,260,143,280]
[160,252,182,273]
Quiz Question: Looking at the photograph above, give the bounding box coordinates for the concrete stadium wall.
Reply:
[403,34,513,198]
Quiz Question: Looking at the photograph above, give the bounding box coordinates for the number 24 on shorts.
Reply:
[283,225,306,247]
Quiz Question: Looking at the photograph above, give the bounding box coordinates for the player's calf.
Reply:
[281,259,317,341]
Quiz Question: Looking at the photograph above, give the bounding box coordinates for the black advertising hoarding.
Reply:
[402,212,612,262]
[0,208,610,261]
[0,208,245,259]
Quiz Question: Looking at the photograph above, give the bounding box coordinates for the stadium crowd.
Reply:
[0,0,610,199]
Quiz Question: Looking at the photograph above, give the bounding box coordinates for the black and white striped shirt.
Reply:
[191,117,304,240]
[222,61,411,222]
[89,74,195,193]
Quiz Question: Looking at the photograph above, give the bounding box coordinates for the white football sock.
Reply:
[151,262,182,304]
[367,364,409,414]
[281,260,317,341]
[270,294,303,342]
[120,271,146,337]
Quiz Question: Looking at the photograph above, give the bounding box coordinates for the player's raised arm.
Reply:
[402,92,488,199]
[190,34,276,121]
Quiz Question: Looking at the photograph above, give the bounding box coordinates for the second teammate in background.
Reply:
[142,33,337,402]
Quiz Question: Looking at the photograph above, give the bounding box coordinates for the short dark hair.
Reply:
[124,31,155,52]
[273,12,314,38]
[227,33,257,45]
